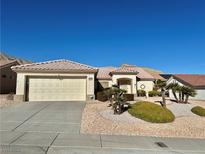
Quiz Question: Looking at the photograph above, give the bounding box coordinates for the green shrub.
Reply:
[137,90,146,97]
[191,106,205,117]
[128,101,175,123]
[97,91,108,102]
[148,90,160,97]
[123,94,134,101]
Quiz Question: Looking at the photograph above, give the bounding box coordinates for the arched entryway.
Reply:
[117,78,132,93]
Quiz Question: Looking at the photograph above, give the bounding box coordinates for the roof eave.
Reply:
[96,78,112,80]
[139,78,155,81]
[12,69,98,74]
[193,86,205,89]
[0,60,19,69]
[111,72,138,75]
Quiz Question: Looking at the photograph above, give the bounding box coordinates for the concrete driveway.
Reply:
[1,101,205,154]
[0,101,84,133]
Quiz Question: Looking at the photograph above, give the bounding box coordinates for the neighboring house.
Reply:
[167,74,205,100]
[0,52,31,94]
[0,60,20,94]
[11,59,165,102]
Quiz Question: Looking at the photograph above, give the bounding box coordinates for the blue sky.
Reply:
[1,0,205,73]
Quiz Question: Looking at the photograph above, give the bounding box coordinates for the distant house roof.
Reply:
[0,60,17,67]
[173,74,205,88]
[96,67,117,79]
[0,52,31,65]
[145,70,166,81]
[0,52,32,70]
[11,59,98,73]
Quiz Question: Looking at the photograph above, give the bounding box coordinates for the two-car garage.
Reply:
[28,77,86,101]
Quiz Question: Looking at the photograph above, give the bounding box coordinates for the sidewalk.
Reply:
[1,132,205,154]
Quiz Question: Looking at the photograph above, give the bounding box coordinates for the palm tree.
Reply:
[181,86,185,102]
[177,86,183,103]
[157,80,167,107]
[181,86,197,103]
[166,83,180,103]
[167,83,197,103]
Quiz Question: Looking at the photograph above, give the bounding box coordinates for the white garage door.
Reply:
[28,77,86,101]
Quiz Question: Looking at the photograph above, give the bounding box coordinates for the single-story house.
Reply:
[11,59,98,102]
[0,52,31,94]
[12,60,165,102]
[167,74,205,100]
[97,64,165,97]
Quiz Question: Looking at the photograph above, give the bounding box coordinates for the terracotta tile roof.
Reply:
[11,59,98,73]
[0,60,18,68]
[111,67,139,75]
[173,74,205,88]
[145,70,166,81]
[97,67,117,79]
[0,52,31,65]
[97,65,157,80]
[120,65,155,80]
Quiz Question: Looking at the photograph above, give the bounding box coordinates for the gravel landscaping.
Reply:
[81,99,205,139]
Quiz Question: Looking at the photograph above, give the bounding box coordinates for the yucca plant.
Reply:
[113,91,127,114]
[103,85,127,113]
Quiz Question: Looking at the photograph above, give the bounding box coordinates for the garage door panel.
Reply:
[29,78,86,101]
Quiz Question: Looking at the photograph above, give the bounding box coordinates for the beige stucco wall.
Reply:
[98,79,112,87]
[167,77,205,100]
[112,74,137,94]
[15,72,95,100]
[16,73,26,95]
[137,81,154,93]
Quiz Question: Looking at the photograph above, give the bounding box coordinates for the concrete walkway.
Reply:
[0,102,205,154]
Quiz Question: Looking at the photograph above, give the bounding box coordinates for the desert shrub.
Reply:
[123,94,134,101]
[191,106,205,117]
[128,101,175,123]
[97,91,108,102]
[148,90,160,97]
[137,90,146,97]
